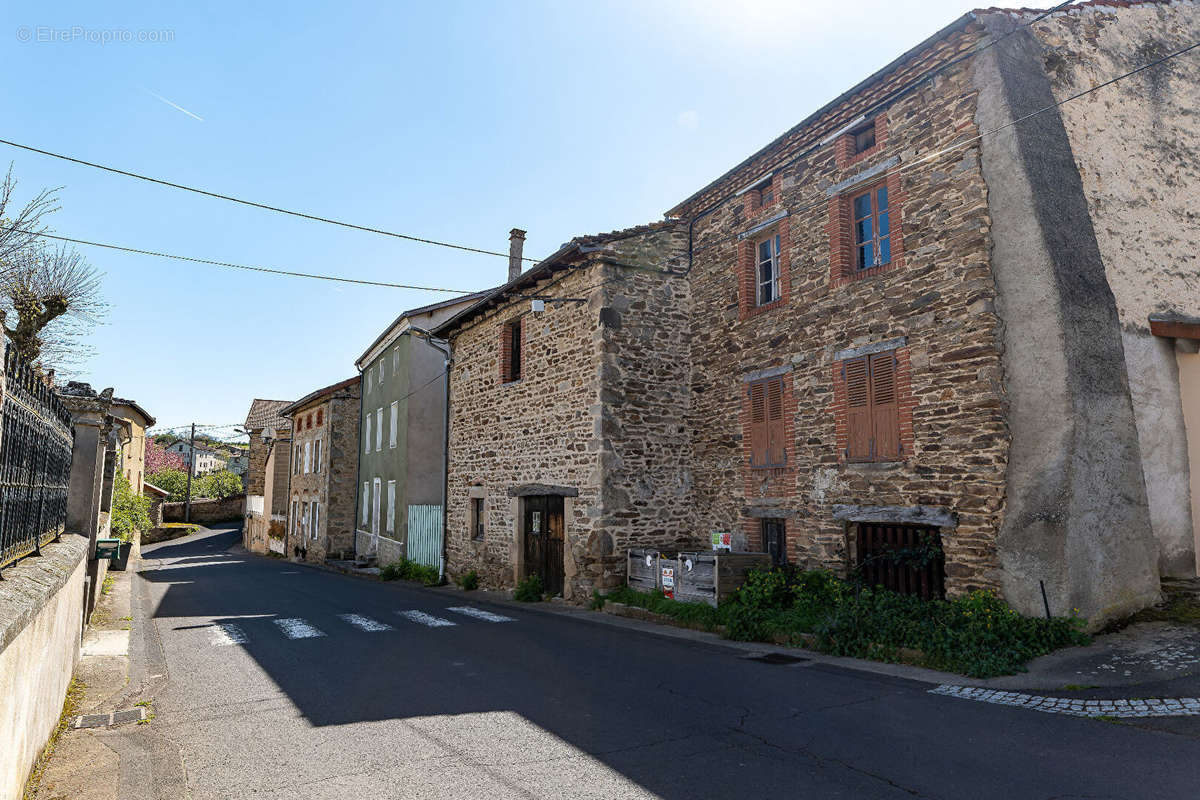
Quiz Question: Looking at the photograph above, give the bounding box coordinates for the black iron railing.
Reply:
[0,347,73,570]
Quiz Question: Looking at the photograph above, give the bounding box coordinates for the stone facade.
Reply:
[282,377,361,563]
[441,224,694,600]
[242,399,293,555]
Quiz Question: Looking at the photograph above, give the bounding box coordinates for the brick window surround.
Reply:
[831,345,915,463]
[499,317,524,384]
[741,371,796,473]
[835,114,889,170]
[828,172,905,288]
[737,217,792,319]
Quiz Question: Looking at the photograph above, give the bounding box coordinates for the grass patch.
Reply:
[380,558,441,586]
[100,574,115,595]
[1119,592,1200,628]
[514,574,543,602]
[608,568,1090,678]
[22,678,86,800]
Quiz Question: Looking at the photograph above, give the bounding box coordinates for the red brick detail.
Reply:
[834,114,889,170]
[831,346,915,463]
[741,173,781,217]
[828,171,905,289]
[737,217,792,320]
[739,371,797,500]
[498,317,523,383]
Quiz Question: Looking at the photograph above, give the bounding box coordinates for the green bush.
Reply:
[380,558,441,586]
[147,468,190,502]
[196,470,243,500]
[514,574,544,602]
[459,570,479,591]
[110,474,151,541]
[611,567,1089,678]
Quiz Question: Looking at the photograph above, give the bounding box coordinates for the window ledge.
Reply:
[843,461,904,472]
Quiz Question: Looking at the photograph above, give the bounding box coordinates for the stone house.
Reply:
[242,399,293,555]
[280,376,360,563]
[110,397,155,495]
[353,290,488,566]
[165,440,224,474]
[441,1,1199,625]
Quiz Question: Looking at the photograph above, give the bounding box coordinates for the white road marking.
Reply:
[209,623,247,646]
[398,610,457,628]
[338,613,393,632]
[447,606,514,623]
[274,618,325,639]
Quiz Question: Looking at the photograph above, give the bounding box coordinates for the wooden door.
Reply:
[523,496,565,596]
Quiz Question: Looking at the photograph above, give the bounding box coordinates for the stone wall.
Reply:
[677,22,1009,594]
[327,393,360,559]
[0,535,89,800]
[163,493,246,524]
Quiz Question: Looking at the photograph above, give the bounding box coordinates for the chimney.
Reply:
[508,228,526,282]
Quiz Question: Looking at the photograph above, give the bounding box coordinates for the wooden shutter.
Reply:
[844,357,872,462]
[869,351,900,460]
[748,381,768,467]
[766,378,786,466]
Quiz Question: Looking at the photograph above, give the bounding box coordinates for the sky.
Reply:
[2,0,984,439]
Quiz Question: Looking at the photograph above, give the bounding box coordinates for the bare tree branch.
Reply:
[0,165,60,269]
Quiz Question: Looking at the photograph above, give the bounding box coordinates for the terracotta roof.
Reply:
[110,397,156,427]
[432,219,683,336]
[243,399,294,433]
[280,376,361,417]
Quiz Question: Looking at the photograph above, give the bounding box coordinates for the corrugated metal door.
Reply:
[407,504,443,568]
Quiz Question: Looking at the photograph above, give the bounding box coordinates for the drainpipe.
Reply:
[409,326,452,582]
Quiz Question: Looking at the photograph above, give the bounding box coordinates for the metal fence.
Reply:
[407,504,443,569]
[0,348,73,569]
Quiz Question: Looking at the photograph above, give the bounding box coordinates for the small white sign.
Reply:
[661,567,675,589]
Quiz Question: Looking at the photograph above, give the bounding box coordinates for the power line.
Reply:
[2,226,475,293]
[0,137,542,263]
[688,37,1200,261]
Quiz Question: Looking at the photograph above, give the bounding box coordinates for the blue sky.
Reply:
[3,0,979,438]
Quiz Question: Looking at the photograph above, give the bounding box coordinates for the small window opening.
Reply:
[853,121,876,154]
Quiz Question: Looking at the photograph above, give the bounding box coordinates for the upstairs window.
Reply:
[756,234,781,306]
[471,497,485,540]
[853,184,891,271]
[316,408,323,426]
[852,121,876,154]
[501,318,523,383]
[747,376,787,469]
[842,350,900,462]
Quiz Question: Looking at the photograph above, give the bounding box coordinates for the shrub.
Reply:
[605,586,723,630]
[514,574,544,602]
[196,470,243,500]
[110,474,151,541]
[146,468,190,502]
[380,558,441,586]
[459,570,479,591]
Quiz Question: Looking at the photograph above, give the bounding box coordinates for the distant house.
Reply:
[225,453,249,476]
[165,440,224,475]
[110,397,155,495]
[281,376,360,563]
[242,399,293,555]
[354,288,489,567]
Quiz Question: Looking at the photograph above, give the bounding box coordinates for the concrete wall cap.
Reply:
[0,535,89,653]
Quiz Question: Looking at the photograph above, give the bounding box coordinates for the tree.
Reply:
[0,241,104,369]
[198,470,243,500]
[111,473,152,541]
[0,167,57,270]
[147,468,189,502]
[146,439,185,474]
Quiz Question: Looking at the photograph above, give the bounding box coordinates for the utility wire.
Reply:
[1,226,475,293]
[0,137,541,262]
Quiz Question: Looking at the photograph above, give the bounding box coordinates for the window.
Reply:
[471,497,485,541]
[301,502,309,539]
[311,501,319,540]
[386,480,396,533]
[304,441,311,474]
[842,350,901,462]
[294,446,302,475]
[857,523,944,599]
[393,347,399,374]
[313,438,321,474]
[501,318,522,383]
[364,414,372,454]
[761,519,786,566]
[389,402,398,448]
[852,185,891,270]
[362,481,369,521]
[291,500,298,536]
[756,234,781,306]
[375,408,383,451]
[316,408,323,426]
[852,121,876,154]
[747,376,787,468]
[367,370,373,392]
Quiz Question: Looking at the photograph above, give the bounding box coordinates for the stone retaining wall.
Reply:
[163,494,245,523]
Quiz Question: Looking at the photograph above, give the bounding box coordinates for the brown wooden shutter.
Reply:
[844,357,872,462]
[749,381,767,467]
[766,377,786,466]
[869,351,900,460]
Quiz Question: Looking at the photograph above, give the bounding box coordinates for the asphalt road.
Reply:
[128,525,1200,799]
